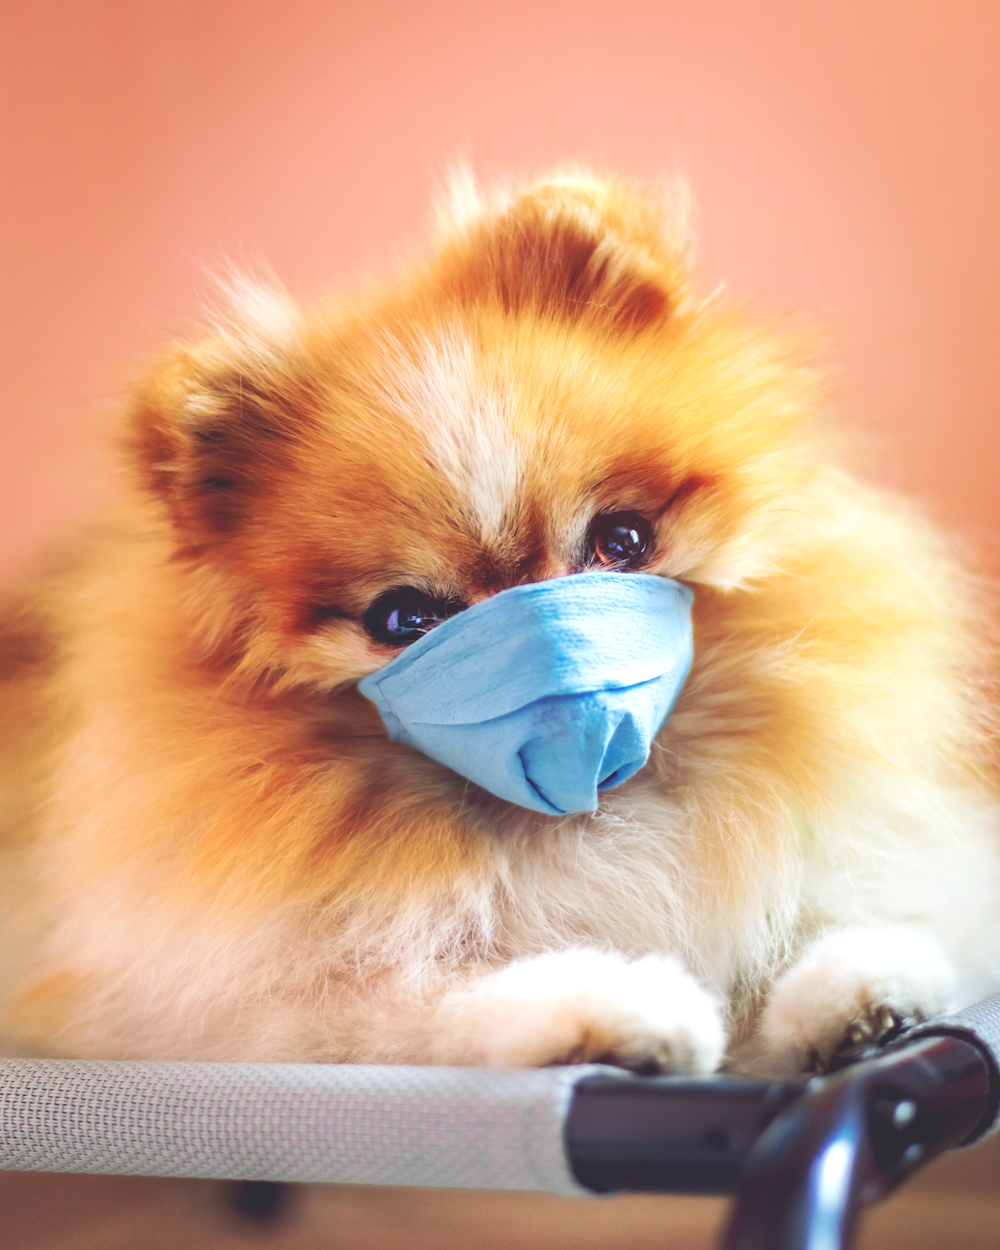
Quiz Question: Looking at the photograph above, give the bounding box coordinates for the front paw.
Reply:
[759,927,956,1073]
[434,949,726,1075]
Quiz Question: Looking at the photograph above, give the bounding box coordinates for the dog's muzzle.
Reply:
[358,571,694,816]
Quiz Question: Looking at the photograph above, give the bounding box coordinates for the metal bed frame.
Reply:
[1,993,998,1250]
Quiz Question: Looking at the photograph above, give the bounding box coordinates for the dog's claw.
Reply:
[824,1006,917,1072]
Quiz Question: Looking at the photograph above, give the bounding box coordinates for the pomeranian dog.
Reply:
[2,169,1000,1076]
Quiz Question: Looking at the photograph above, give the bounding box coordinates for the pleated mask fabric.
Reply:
[358,572,694,815]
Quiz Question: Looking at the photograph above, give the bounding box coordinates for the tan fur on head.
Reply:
[2,169,999,1069]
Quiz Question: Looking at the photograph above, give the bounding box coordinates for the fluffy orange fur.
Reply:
[1,170,998,1070]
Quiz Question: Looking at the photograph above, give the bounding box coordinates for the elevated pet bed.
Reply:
[1,993,998,1250]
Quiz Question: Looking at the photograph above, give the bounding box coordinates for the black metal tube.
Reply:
[566,1032,993,1250]
[719,1035,993,1250]
[566,1072,806,1194]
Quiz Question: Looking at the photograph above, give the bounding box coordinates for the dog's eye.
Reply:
[589,512,651,569]
[364,588,465,647]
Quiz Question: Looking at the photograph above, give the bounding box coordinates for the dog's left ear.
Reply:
[123,280,313,550]
[432,167,695,330]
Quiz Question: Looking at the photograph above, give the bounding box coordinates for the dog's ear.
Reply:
[433,168,694,330]
[125,281,312,550]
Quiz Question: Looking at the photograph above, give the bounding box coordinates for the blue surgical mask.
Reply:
[357,572,694,816]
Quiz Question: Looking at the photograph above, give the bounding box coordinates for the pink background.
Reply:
[2,0,999,583]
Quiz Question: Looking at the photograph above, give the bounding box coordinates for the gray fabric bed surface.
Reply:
[0,1059,598,1195]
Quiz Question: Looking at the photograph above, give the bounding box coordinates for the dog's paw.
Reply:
[434,949,726,1074]
[759,927,956,1073]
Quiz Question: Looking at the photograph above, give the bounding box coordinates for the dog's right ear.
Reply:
[125,281,312,552]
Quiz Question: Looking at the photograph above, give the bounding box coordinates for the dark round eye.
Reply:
[589,512,651,569]
[364,588,466,647]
